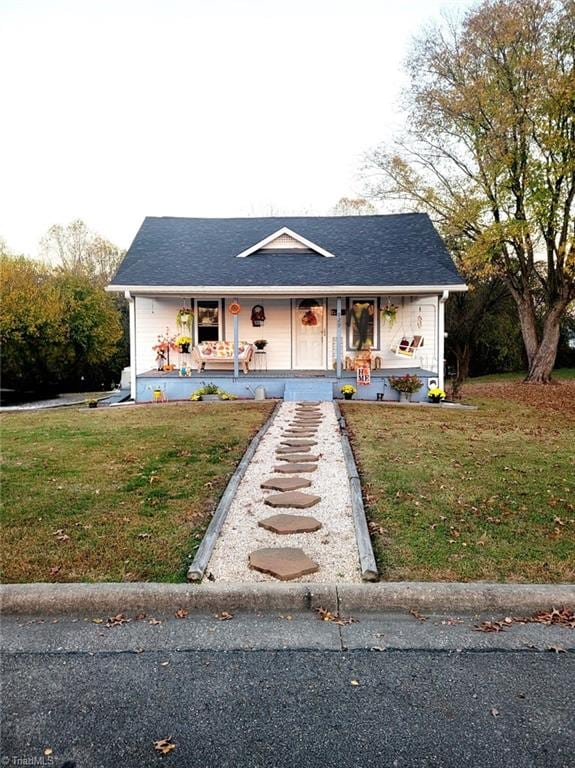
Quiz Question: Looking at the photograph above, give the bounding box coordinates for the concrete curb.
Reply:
[186,400,281,581]
[0,583,337,615]
[1,582,573,616]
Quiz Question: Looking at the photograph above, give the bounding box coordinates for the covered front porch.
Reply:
[128,291,447,401]
[136,367,440,402]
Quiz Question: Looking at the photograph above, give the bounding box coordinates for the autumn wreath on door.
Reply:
[301,309,318,326]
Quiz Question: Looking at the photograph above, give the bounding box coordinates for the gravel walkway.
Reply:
[206,402,362,583]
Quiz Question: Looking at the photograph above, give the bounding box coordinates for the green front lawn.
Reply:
[342,381,575,582]
[0,402,273,583]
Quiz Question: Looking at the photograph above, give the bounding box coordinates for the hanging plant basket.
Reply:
[381,301,399,326]
[176,307,193,329]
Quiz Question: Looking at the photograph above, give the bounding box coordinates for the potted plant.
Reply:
[340,384,357,400]
[254,339,268,350]
[189,382,225,401]
[153,332,177,367]
[388,373,423,402]
[427,386,446,404]
[380,301,399,327]
[176,307,193,329]
[175,335,192,353]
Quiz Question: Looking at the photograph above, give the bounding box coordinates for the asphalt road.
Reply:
[1,612,573,768]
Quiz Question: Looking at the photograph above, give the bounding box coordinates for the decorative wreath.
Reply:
[228,302,241,315]
[251,305,266,326]
[301,309,318,326]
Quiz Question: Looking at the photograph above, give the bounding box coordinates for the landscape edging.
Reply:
[333,401,378,581]
[186,400,281,582]
[1,582,573,616]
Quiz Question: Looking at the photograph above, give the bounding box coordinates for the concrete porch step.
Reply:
[283,381,333,402]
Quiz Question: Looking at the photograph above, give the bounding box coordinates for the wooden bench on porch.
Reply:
[191,341,254,374]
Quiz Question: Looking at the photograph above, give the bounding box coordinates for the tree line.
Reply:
[0,221,128,394]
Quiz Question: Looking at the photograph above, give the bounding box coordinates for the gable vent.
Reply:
[236,226,335,258]
[261,234,308,250]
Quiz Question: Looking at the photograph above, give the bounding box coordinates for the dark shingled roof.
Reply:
[109,214,465,288]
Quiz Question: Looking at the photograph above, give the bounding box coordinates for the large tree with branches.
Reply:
[366,0,574,382]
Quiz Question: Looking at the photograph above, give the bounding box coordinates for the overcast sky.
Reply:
[1,0,475,256]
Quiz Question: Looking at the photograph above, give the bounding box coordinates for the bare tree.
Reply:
[40,219,125,284]
[331,197,377,216]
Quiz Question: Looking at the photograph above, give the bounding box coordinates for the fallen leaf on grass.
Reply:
[278,615,293,621]
[91,618,103,624]
[368,521,386,536]
[49,565,62,576]
[214,611,234,621]
[153,739,176,755]
[175,608,189,619]
[315,607,358,626]
[137,532,152,539]
[491,708,500,717]
[52,529,70,542]
[148,618,162,626]
[409,609,428,622]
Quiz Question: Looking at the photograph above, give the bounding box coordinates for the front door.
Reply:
[294,299,325,369]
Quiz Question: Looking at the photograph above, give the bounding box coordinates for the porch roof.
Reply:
[109,214,466,292]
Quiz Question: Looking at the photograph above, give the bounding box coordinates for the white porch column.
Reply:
[126,290,136,401]
[438,290,449,390]
[233,307,239,378]
[336,296,342,378]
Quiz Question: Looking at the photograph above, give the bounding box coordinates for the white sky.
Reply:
[1,0,474,256]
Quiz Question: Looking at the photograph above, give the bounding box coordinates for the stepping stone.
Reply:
[284,429,317,435]
[261,477,312,491]
[297,401,320,406]
[259,513,322,533]
[249,547,319,580]
[295,408,321,414]
[276,445,312,454]
[277,454,320,463]
[264,491,321,509]
[280,439,318,447]
[293,415,322,421]
[292,420,321,426]
[274,463,318,473]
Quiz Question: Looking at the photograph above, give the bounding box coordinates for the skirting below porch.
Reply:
[136,367,439,403]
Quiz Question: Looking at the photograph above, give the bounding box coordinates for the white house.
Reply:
[107,214,467,402]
